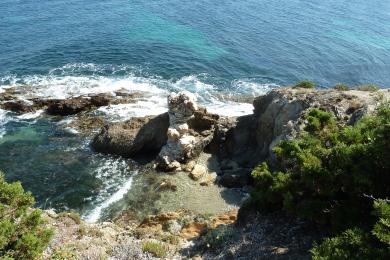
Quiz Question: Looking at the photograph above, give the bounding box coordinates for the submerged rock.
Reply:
[91,113,169,158]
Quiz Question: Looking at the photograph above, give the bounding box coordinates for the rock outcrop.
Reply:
[91,113,169,158]
[0,92,144,115]
[90,87,388,187]
[157,92,219,171]
[212,88,389,187]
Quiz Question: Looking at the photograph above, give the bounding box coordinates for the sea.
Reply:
[1,0,389,221]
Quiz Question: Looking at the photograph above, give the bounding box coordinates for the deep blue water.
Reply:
[1,0,390,87]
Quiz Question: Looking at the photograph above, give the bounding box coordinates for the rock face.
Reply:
[91,113,169,158]
[252,88,388,163]
[157,92,219,171]
[212,88,389,188]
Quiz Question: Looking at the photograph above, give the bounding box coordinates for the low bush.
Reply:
[357,84,380,92]
[199,225,236,252]
[142,241,167,258]
[293,80,316,89]
[333,84,350,91]
[0,172,53,259]
[249,103,390,258]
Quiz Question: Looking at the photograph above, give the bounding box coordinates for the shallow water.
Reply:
[1,0,389,221]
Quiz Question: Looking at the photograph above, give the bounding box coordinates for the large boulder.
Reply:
[91,113,169,158]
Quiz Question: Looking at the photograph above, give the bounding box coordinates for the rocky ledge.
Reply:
[91,87,389,188]
[0,88,145,116]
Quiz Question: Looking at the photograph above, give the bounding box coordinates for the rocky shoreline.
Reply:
[1,86,389,259]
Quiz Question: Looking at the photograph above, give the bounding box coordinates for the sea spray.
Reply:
[84,171,137,223]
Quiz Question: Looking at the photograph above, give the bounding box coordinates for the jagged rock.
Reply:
[91,113,169,158]
[157,92,219,171]
[182,160,196,172]
[1,92,144,115]
[1,100,37,113]
[189,165,207,181]
[47,98,92,115]
[140,212,181,229]
[209,208,238,228]
[46,94,116,116]
[179,222,207,239]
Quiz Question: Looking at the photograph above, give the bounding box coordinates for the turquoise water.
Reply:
[1,0,390,220]
[1,0,390,86]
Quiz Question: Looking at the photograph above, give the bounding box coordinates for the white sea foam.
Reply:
[84,173,135,223]
[98,95,168,121]
[231,80,277,96]
[16,109,44,120]
[81,157,136,223]
[0,109,8,138]
[63,127,79,135]
[0,65,278,130]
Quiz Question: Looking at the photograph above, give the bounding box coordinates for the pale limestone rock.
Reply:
[183,160,196,172]
[157,91,218,171]
[200,172,217,186]
[190,165,207,180]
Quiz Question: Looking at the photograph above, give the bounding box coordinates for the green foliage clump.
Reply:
[199,225,236,252]
[249,103,390,258]
[357,84,380,92]
[304,108,335,133]
[293,80,316,89]
[0,172,53,259]
[142,241,167,258]
[312,200,390,259]
[333,84,350,91]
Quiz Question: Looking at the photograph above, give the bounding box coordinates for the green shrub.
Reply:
[142,241,167,258]
[357,84,380,92]
[304,108,335,133]
[249,103,390,258]
[333,84,350,91]
[311,227,386,259]
[293,80,316,89]
[312,201,390,259]
[0,172,53,259]
[199,225,236,252]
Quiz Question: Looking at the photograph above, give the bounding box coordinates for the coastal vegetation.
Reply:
[249,102,390,258]
[333,83,350,91]
[0,85,388,259]
[293,80,316,89]
[0,173,53,259]
[142,241,168,258]
[357,84,380,92]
